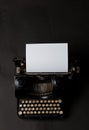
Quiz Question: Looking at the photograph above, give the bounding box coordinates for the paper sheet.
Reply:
[26,43,68,73]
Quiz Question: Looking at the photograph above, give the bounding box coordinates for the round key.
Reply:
[50,107,53,110]
[29,100,31,103]
[40,107,43,110]
[56,111,60,114]
[27,104,30,107]
[40,100,43,103]
[36,100,39,103]
[42,111,45,114]
[30,111,33,114]
[36,108,39,111]
[32,108,35,111]
[28,108,31,111]
[58,99,62,103]
[58,107,61,110]
[27,111,30,114]
[44,100,47,103]
[23,111,26,114]
[25,108,28,111]
[38,111,41,114]
[47,107,50,110]
[34,104,37,107]
[21,100,24,104]
[46,104,48,107]
[21,108,24,111]
[42,104,45,107]
[18,111,22,115]
[46,111,48,114]
[49,111,52,114]
[49,104,52,107]
[25,100,28,103]
[19,104,22,107]
[32,100,35,103]
[57,104,60,107]
[55,100,58,103]
[34,111,37,114]
[53,104,56,107]
[48,100,51,103]
[53,111,56,114]
[31,104,34,107]
[54,107,57,110]
[23,104,26,107]
[51,100,54,103]
[43,107,46,110]
[38,104,41,107]
[60,110,63,115]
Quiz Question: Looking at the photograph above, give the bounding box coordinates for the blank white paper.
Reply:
[26,43,68,73]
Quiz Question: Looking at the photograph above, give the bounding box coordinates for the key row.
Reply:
[19,103,60,107]
[20,99,62,104]
[19,107,61,111]
[18,110,63,115]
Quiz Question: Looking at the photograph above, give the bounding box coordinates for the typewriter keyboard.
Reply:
[18,99,63,117]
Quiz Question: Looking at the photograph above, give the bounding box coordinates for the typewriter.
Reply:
[14,43,80,119]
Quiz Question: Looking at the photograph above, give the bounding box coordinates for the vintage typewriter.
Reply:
[14,43,80,119]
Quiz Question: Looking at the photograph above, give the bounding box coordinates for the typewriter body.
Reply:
[14,43,80,119]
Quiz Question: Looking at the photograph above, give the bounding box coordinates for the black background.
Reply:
[0,0,89,130]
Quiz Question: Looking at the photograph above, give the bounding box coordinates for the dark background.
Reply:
[0,0,89,130]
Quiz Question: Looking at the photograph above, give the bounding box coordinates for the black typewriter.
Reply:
[13,43,80,119]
